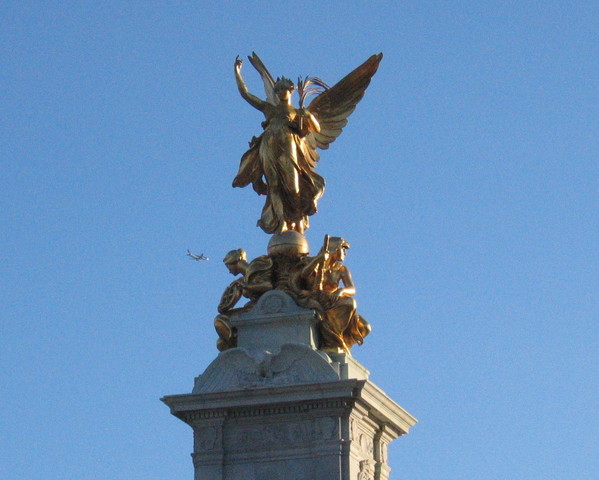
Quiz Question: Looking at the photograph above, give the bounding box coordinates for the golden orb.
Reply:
[267,231,309,257]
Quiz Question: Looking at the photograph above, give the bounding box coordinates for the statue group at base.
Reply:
[215,233,371,354]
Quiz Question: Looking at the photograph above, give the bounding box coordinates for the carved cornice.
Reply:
[357,381,418,436]
[163,378,417,435]
[182,398,353,424]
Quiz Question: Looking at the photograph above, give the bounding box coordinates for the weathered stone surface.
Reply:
[192,344,339,394]
[163,290,416,479]
[163,379,416,480]
[231,290,320,351]
[329,351,371,380]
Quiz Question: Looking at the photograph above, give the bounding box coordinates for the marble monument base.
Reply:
[162,291,416,480]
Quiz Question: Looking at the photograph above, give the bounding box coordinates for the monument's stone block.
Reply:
[191,343,340,394]
[231,290,320,351]
[163,379,415,480]
[162,292,416,480]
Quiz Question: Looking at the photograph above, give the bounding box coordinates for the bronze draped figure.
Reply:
[291,236,371,353]
[233,52,383,235]
[214,248,273,351]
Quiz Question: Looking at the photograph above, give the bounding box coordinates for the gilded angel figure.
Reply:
[233,53,383,234]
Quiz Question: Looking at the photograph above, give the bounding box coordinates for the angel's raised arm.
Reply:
[234,56,267,112]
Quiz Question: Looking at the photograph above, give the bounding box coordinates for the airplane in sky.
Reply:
[186,250,209,261]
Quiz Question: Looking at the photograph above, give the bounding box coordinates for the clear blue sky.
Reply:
[1,2,597,479]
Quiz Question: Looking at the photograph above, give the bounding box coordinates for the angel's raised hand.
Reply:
[234,55,243,71]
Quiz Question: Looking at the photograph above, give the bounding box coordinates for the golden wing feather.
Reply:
[248,52,277,106]
[306,53,383,151]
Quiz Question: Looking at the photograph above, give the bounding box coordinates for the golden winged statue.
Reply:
[233,52,383,235]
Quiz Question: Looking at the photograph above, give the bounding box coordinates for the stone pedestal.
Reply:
[162,291,416,480]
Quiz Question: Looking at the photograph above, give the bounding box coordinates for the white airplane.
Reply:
[186,250,209,261]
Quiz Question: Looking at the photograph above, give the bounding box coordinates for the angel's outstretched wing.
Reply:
[248,52,277,106]
[306,53,383,151]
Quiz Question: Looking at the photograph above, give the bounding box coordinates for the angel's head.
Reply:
[274,76,294,102]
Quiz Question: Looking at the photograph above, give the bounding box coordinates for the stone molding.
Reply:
[163,378,416,437]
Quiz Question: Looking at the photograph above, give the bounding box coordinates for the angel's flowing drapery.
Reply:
[233,110,325,233]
